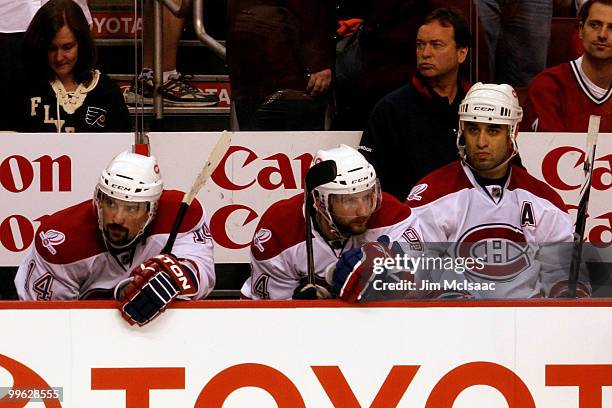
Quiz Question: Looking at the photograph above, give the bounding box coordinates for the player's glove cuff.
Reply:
[327,248,363,295]
[153,254,200,297]
[549,280,591,298]
[118,254,200,326]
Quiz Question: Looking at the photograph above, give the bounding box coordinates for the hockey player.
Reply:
[14,151,215,325]
[405,83,590,298]
[241,144,424,300]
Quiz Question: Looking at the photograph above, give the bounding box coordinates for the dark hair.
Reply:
[422,8,471,50]
[23,0,96,84]
[579,0,612,23]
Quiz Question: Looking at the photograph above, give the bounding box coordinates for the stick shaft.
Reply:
[568,115,600,296]
[305,194,315,285]
[303,160,337,285]
[162,130,231,254]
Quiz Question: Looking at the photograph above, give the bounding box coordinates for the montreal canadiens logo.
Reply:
[407,183,428,201]
[455,224,530,280]
[253,228,272,252]
[39,229,66,255]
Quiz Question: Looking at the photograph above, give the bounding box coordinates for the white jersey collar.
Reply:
[461,162,512,205]
[570,56,612,104]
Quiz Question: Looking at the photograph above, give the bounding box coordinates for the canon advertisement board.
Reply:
[0,132,610,265]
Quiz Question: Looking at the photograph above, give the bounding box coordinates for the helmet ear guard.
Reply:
[456,82,523,164]
[94,151,164,250]
[310,145,380,238]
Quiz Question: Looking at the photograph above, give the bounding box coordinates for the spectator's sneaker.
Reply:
[160,73,219,107]
[123,69,154,106]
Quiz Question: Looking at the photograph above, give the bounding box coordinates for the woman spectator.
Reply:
[18,0,129,133]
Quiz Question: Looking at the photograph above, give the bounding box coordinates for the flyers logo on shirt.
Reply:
[39,230,65,255]
[85,107,107,127]
[455,223,531,280]
[253,228,272,252]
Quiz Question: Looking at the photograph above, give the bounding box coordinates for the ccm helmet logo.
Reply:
[473,106,495,112]
[351,177,368,184]
[111,184,130,191]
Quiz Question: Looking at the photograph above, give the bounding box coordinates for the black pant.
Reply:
[234,96,326,131]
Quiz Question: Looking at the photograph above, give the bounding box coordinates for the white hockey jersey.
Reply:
[406,161,586,299]
[242,192,423,299]
[15,190,215,300]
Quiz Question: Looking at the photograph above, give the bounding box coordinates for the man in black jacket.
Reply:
[359,8,471,201]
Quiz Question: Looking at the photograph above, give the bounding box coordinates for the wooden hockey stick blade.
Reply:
[586,115,600,155]
[575,115,600,227]
[582,115,600,178]
[183,130,232,205]
[574,115,600,229]
[162,130,232,254]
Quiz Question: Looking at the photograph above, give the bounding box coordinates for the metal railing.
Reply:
[159,0,192,17]
[152,0,226,119]
[192,0,226,60]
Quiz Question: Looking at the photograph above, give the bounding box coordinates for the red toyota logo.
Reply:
[0,354,62,407]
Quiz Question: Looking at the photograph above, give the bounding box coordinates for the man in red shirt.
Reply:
[527,0,611,132]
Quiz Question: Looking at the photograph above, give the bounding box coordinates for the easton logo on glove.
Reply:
[117,254,200,326]
[159,255,196,293]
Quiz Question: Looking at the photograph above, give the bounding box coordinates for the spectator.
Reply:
[18,0,129,133]
[475,0,554,87]
[123,1,219,107]
[334,0,436,130]
[359,8,471,201]
[227,0,335,130]
[0,0,91,131]
[527,0,611,132]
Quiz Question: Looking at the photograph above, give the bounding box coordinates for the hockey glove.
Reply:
[328,248,363,295]
[426,289,473,299]
[549,280,591,298]
[327,237,401,303]
[117,254,200,326]
[292,283,333,300]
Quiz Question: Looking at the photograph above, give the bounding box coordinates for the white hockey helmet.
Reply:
[311,144,381,238]
[94,151,163,249]
[456,82,523,160]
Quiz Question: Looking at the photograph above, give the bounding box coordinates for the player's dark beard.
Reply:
[105,224,130,245]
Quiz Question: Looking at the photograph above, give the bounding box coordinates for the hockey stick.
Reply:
[568,115,600,297]
[304,160,337,285]
[162,130,232,254]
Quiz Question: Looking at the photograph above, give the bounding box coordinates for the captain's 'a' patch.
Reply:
[520,201,536,227]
